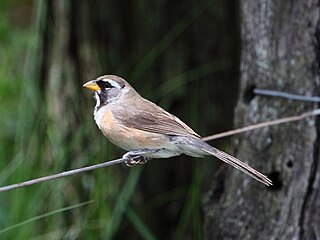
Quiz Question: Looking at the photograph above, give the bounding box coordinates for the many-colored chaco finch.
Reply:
[83,75,272,186]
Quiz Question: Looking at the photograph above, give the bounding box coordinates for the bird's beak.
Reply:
[83,80,100,91]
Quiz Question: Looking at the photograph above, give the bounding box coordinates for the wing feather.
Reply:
[111,99,200,138]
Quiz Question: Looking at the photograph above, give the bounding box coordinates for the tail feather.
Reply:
[174,136,272,186]
[207,147,272,186]
[196,140,272,186]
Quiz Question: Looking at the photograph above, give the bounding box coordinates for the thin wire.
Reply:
[202,109,320,141]
[253,88,320,102]
[0,157,126,192]
[1,108,320,193]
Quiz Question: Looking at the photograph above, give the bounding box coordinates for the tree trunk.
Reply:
[204,1,320,239]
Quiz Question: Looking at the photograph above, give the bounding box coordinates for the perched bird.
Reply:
[83,75,272,186]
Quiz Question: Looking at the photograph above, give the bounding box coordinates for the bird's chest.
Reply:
[94,108,169,151]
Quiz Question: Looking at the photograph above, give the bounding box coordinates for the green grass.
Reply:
[0,0,233,239]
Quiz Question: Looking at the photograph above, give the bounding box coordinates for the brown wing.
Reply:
[112,98,200,138]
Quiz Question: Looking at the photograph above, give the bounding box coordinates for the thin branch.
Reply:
[1,108,320,193]
[253,88,320,102]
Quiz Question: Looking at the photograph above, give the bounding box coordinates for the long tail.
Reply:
[191,138,272,186]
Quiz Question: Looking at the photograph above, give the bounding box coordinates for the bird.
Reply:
[83,75,272,186]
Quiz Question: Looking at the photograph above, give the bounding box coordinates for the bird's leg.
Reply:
[122,149,158,167]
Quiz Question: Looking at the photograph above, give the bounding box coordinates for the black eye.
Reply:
[97,80,113,89]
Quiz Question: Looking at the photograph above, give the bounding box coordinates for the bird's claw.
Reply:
[137,156,150,165]
[123,152,150,167]
[125,159,138,167]
[124,156,150,167]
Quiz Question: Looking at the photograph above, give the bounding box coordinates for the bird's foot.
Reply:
[122,150,156,167]
[124,156,150,167]
[125,159,138,167]
[137,156,150,165]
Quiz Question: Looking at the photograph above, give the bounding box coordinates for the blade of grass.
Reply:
[143,186,188,211]
[106,167,143,239]
[130,0,214,82]
[127,206,157,240]
[191,163,201,240]
[151,59,231,100]
[0,200,93,234]
[174,169,199,240]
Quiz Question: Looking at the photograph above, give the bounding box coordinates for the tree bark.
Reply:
[204,1,320,239]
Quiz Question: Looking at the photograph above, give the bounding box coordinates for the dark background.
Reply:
[0,1,239,239]
[1,0,319,239]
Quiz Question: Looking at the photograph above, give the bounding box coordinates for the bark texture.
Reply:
[204,1,320,239]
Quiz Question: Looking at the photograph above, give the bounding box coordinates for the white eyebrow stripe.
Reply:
[103,78,122,89]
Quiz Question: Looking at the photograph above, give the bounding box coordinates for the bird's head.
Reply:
[83,75,136,110]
